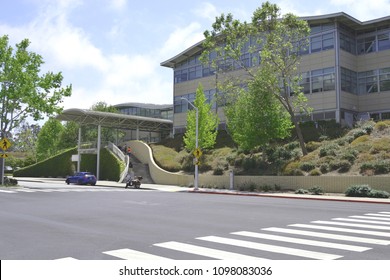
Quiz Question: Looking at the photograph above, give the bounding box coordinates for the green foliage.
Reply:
[308,186,324,195]
[201,1,311,155]
[36,118,65,161]
[13,148,123,181]
[224,67,293,151]
[14,148,76,177]
[345,184,389,198]
[360,160,390,174]
[295,188,309,194]
[0,35,72,135]
[183,84,219,152]
[299,162,315,172]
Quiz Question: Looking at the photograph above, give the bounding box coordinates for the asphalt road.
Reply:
[0,181,389,260]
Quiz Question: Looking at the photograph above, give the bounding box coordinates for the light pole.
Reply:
[181,97,199,190]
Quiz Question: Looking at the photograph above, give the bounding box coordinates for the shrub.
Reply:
[299,162,316,172]
[308,186,324,195]
[360,160,390,174]
[309,168,322,176]
[345,185,372,197]
[295,188,309,194]
[319,143,339,157]
[306,141,321,152]
[374,120,390,131]
[368,190,390,198]
[320,163,330,174]
[3,177,18,186]
[329,159,351,172]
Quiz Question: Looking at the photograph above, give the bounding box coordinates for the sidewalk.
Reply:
[13,177,390,204]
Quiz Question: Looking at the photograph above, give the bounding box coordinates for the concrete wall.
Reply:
[129,140,390,193]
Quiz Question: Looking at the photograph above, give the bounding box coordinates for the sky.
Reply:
[1,0,390,111]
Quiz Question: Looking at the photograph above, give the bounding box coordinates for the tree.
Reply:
[224,67,293,151]
[12,121,41,163]
[201,1,311,155]
[84,101,124,143]
[0,35,72,137]
[36,118,64,161]
[59,121,79,149]
[183,84,219,151]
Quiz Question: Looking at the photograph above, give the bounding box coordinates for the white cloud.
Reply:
[109,0,127,11]
[160,22,204,57]
[194,2,219,21]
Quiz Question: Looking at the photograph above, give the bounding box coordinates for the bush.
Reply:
[308,186,324,195]
[295,188,309,194]
[345,185,372,197]
[299,162,316,172]
[306,141,321,152]
[368,189,390,198]
[3,177,18,186]
[374,120,390,131]
[319,143,339,157]
[360,160,390,175]
[309,168,322,176]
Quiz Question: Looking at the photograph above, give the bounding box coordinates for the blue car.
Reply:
[66,172,97,186]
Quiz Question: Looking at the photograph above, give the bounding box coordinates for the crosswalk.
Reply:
[0,187,141,194]
[58,211,390,260]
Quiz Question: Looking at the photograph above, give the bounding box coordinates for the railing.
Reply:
[107,142,129,183]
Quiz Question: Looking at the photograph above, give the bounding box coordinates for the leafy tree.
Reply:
[84,101,125,143]
[224,67,293,151]
[36,118,64,161]
[59,121,79,149]
[183,84,219,151]
[201,1,311,155]
[12,121,41,162]
[0,35,72,137]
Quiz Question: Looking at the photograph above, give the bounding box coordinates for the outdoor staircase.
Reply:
[128,154,154,184]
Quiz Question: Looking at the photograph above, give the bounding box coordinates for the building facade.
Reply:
[113,102,173,142]
[161,13,390,134]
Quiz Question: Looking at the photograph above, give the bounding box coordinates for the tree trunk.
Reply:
[292,118,307,155]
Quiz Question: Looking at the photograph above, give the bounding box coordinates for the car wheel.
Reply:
[66,179,70,185]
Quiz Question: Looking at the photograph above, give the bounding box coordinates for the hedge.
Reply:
[13,148,123,181]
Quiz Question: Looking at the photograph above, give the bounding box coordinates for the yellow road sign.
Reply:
[1,138,11,151]
[193,148,202,158]
[0,153,8,158]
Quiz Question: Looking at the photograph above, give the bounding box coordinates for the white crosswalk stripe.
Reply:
[197,236,343,260]
[103,249,171,260]
[54,211,390,260]
[333,218,390,225]
[290,223,390,238]
[263,227,390,245]
[232,231,370,252]
[312,220,390,230]
[154,241,267,260]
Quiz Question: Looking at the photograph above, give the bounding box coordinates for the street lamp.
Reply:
[181,97,199,190]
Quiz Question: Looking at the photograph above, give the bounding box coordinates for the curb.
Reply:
[188,189,390,204]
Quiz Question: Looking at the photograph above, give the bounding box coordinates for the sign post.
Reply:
[0,137,12,185]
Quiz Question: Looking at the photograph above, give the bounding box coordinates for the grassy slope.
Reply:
[151,120,390,176]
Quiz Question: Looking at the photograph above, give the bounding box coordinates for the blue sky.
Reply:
[1,0,390,110]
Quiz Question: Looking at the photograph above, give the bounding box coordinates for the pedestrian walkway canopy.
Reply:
[56,108,173,180]
[56,108,173,133]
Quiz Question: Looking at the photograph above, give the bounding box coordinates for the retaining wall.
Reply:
[128,141,390,193]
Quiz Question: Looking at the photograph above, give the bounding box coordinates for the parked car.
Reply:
[65,172,97,186]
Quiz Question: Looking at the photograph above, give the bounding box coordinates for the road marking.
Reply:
[0,189,16,193]
[263,227,390,245]
[333,218,390,225]
[312,220,390,231]
[365,213,390,217]
[154,241,267,260]
[350,215,390,221]
[103,249,171,260]
[232,231,370,252]
[290,224,390,238]
[55,257,78,260]
[197,236,342,260]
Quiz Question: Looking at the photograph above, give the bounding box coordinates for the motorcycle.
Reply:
[125,176,143,189]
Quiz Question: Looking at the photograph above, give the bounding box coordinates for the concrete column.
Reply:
[97,124,101,180]
[77,126,82,172]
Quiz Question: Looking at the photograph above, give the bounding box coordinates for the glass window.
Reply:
[341,67,357,94]
[357,36,376,54]
[311,35,322,53]
[322,33,334,50]
[300,72,311,94]
[358,70,378,94]
[378,33,390,51]
[380,67,390,91]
